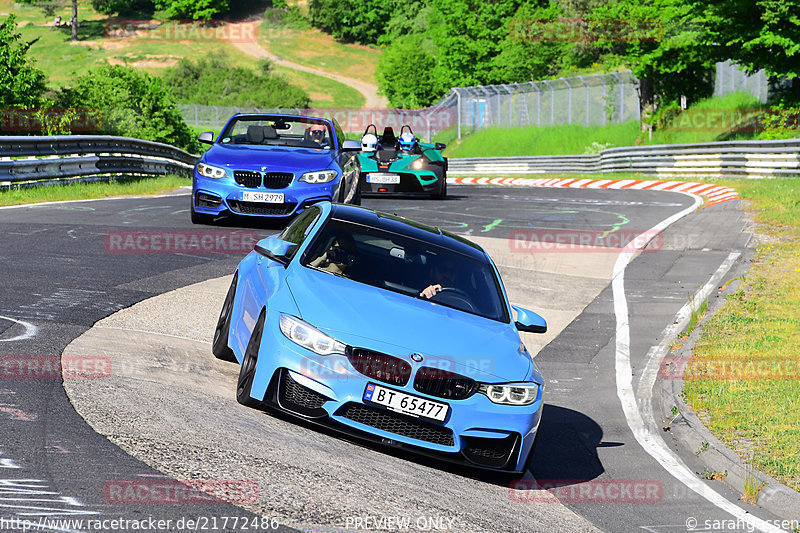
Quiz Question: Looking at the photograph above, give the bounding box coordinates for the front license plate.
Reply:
[366,173,400,184]
[242,191,284,203]
[363,383,449,422]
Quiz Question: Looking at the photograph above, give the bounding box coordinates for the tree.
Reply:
[56,65,199,152]
[588,0,714,131]
[153,0,230,21]
[309,0,397,44]
[18,0,80,41]
[0,14,48,109]
[429,0,522,88]
[161,52,311,108]
[492,2,570,83]
[376,33,444,108]
[705,0,800,94]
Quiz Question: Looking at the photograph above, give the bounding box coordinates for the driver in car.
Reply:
[420,260,460,299]
[309,232,357,275]
[307,124,329,147]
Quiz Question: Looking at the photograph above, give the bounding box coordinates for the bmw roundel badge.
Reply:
[411,353,423,362]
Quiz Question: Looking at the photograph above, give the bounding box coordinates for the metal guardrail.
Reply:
[448,139,800,178]
[0,135,199,186]
[3,135,798,186]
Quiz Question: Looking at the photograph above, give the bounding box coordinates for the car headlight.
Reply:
[299,170,337,184]
[279,314,346,356]
[411,158,424,170]
[478,382,540,405]
[196,163,227,179]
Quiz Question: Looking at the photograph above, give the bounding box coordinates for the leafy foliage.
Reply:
[309,0,396,44]
[705,0,800,81]
[55,64,199,152]
[92,0,155,16]
[588,0,714,109]
[152,0,229,20]
[160,52,311,108]
[375,33,443,108]
[264,0,310,29]
[0,14,48,109]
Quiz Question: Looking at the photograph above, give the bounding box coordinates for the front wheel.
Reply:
[433,174,447,200]
[211,272,238,362]
[191,201,214,225]
[236,308,265,408]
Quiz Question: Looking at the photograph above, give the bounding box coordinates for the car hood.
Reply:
[285,267,532,382]
[204,145,337,172]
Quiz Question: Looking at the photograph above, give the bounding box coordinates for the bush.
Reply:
[161,51,311,109]
[56,64,199,152]
[0,14,48,110]
[375,34,443,108]
[264,0,310,29]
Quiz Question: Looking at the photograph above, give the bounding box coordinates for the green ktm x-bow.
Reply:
[357,125,448,199]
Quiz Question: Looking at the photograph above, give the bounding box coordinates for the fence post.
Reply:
[579,75,589,126]
[456,90,462,140]
[561,78,573,124]
[542,80,554,125]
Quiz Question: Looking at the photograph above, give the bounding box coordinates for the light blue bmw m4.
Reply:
[212,201,548,473]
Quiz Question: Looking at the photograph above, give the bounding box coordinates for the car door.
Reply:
[332,118,361,203]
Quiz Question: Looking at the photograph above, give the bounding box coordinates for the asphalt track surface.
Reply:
[0,185,787,532]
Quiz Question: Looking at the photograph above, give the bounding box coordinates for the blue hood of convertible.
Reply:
[204,144,337,172]
[285,267,532,382]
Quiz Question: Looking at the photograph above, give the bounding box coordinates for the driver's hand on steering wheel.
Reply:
[420,284,443,299]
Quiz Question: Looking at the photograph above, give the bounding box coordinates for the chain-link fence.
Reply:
[714,60,770,102]
[178,63,788,142]
[178,71,639,142]
[431,71,640,139]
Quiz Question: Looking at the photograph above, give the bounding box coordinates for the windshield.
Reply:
[302,219,509,322]
[219,116,334,150]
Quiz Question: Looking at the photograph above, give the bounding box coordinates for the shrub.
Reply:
[56,64,199,152]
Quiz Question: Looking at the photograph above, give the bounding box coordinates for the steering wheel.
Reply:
[433,287,476,312]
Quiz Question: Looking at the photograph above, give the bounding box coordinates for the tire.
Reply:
[433,173,447,200]
[211,272,238,362]
[190,200,214,225]
[236,308,265,408]
[352,177,362,206]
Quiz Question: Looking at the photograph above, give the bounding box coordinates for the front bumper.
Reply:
[192,172,337,218]
[361,171,439,196]
[247,312,543,472]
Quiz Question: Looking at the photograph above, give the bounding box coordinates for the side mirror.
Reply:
[434,142,447,151]
[254,235,297,266]
[198,131,215,145]
[512,305,547,334]
[341,139,361,151]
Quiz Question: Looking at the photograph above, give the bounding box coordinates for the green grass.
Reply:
[649,92,765,145]
[273,65,364,109]
[6,3,369,108]
[683,177,800,492]
[438,121,642,158]
[259,24,381,87]
[0,175,189,206]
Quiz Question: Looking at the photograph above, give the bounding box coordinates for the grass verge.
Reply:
[0,175,190,207]
[682,177,800,492]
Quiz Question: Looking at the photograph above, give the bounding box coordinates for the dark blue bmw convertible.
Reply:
[191,113,362,224]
